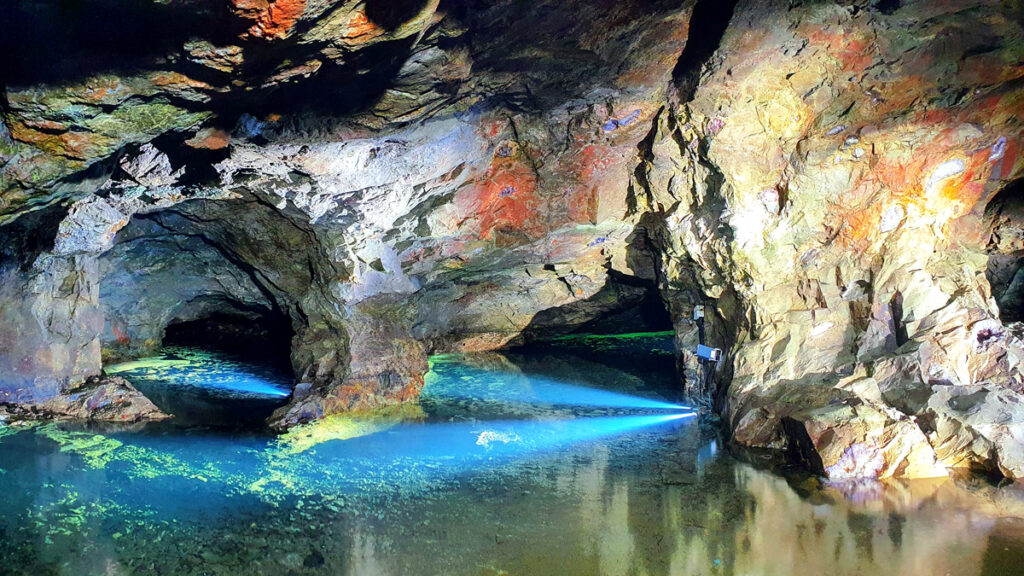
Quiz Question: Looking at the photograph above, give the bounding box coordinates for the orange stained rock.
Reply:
[111,321,131,345]
[23,119,67,133]
[993,137,1020,181]
[454,156,541,241]
[806,27,875,74]
[185,128,230,150]
[62,131,113,160]
[78,77,128,103]
[479,118,505,139]
[565,185,598,224]
[233,0,307,39]
[342,9,383,42]
[7,120,56,146]
[568,143,632,223]
[577,144,618,182]
[8,121,111,160]
[148,72,212,91]
[836,139,999,253]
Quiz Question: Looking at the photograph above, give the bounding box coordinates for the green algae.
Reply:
[27,483,115,539]
[105,355,192,374]
[108,346,291,402]
[271,403,427,458]
[36,423,222,482]
[0,421,36,443]
[244,404,430,501]
[537,331,677,357]
[37,424,125,469]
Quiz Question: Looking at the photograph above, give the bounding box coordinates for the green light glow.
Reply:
[542,330,675,342]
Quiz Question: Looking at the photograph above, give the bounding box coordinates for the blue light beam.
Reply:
[298,412,698,481]
[425,362,691,411]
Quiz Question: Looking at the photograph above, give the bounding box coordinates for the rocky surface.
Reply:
[1,376,169,423]
[1,0,1024,479]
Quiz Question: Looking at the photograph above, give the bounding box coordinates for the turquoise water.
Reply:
[105,346,293,428]
[1,334,1023,575]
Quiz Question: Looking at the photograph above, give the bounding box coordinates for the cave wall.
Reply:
[2,0,1024,478]
[631,0,1024,478]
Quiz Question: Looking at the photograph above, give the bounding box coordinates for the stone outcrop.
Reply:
[1,376,169,423]
[1,0,1023,479]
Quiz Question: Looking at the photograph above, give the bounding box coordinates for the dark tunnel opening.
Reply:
[94,196,319,429]
[115,307,298,431]
[162,309,295,372]
[985,178,1024,323]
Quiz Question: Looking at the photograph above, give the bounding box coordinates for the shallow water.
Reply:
[2,333,1024,575]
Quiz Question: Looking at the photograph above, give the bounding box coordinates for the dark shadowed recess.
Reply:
[364,0,432,31]
[671,0,737,101]
[985,178,1024,322]
[506,288,679,405]
[445,0,690,107]
[521,270,673,339]
[0,202,66,270]
[233,34,423,119]
[508,223,679,394]
[163,309,294,371]
[0,0,236,87]
[137,310,296,430]
[0,0,440,136]
[518,225,673,343]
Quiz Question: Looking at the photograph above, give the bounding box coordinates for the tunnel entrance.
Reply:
[516,270,673,341]
[108,306,297,430]
[517,225,674,342]
[985,178,1024,322]
[162,309,295,372]
[95,193,322,429]
[511,269,677,402]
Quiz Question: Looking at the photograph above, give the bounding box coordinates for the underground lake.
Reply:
[2,333,1024,575]
[4,0,1024,574]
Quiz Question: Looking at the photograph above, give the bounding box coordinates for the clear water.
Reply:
[105,346,293,429]
[1,333,1023,575]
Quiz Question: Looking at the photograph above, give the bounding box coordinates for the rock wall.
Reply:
[2,0,1024,479]
[632,0,1024,479]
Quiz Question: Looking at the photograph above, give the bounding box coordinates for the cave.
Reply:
[88,192,318,427]
[3,0,1024,573]
[162,310,294,368]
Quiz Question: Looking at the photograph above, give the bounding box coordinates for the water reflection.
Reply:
[1,334,1022,575]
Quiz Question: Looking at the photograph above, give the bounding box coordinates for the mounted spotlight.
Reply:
[695,345,721,363]
[692,303,722,403]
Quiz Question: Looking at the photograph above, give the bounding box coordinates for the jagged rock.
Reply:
[628,0,1024,478]
[784,402,948,480]
[2,375,169,423]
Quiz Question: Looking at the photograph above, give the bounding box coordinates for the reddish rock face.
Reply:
[185,128,231,150]
[231,0,308,39]
[2,0,1024,480]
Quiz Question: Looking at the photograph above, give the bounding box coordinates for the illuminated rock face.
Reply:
[1,1,1024,477]
[632,0,1024,479]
